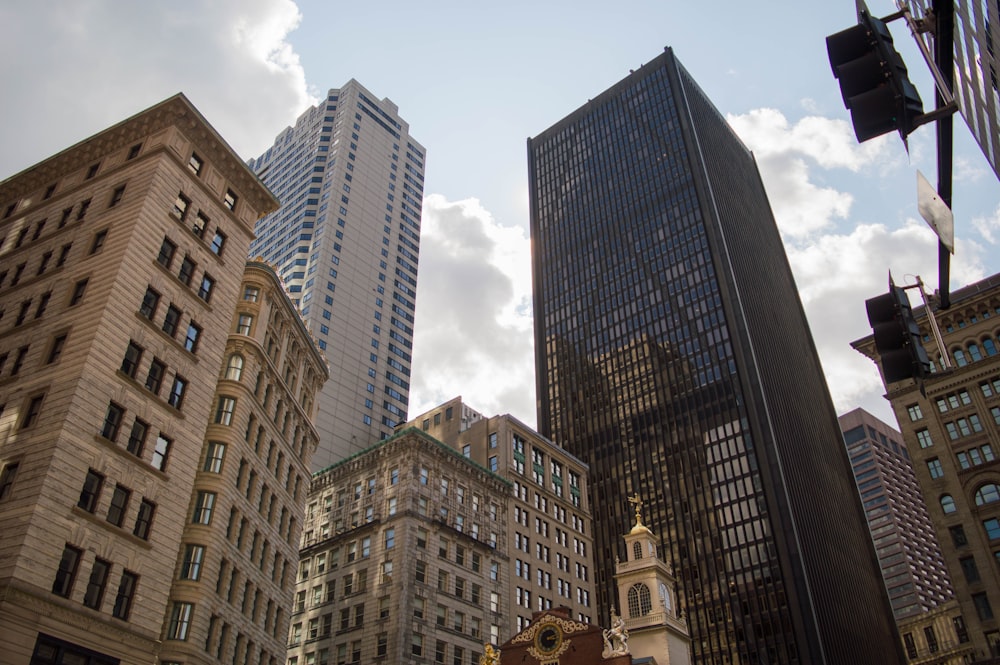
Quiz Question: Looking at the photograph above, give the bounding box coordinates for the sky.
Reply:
[2,0,999,432]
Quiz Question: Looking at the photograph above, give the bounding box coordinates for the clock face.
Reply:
[535,622,562,654]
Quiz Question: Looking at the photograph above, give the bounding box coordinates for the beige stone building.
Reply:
[287,427,509,665]
[406,397,597,632]
[896,599,976,664]
[0,95,326,665]
[854,272,1000,661]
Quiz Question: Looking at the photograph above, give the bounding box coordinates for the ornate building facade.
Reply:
[0,95,327,665]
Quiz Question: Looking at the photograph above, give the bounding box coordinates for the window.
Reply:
[210,230,227,255]
[133,499,155,539]
[83,558,110,609]
[167,602,194,640]
[167,376,187,408]
[112,570,138,619]
[157,238,176,267]
[193,491,216,524]
[151,434,171,470]
[173,194,190,221]
[86,163,100,179]
[191,211,208,238]
[977,484,1000,506]
[927,458,943,479]
[974,592,994,620]
[184,323,201,352]
[0,462,19,501]
[181,544,205,580]
[224,189,238,211]
[198,274,215,302]
[21,394,45,429]
[52,545,82,597]
[985,518,1000,540]
[69,279,89,306]
[215,396,236,425]
[106,485,131,526]
[225,354,244,380]
[204,442,226,473]
[89,229,108,254]
[121,341,143,378]
[145,359,165,394]
[162,304,181,336]
[78,469,104,513]
[139,287,160,319]
[237,313,253,335]
[126,419,148,456]
[243,286,259,302]
[188,153,203,176]
[101,401,125,439]
[45,334,67,365]
[178,256,195,285]
[941,494,957,513]
[915,429,933,448]
[960,556,980,583]
[109,185,126,207]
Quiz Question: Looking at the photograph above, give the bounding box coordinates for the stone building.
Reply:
[159,260,328,664]
[287,427,509,665]
[853,271,1000,661]
[0,95,326,665]
[406,397,597,631]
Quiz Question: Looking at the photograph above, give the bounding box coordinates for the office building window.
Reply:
[113,570,138,620]
[151,434,171,471]
[78,469,103,513]
[83,558,110,609]
[52,545,82,597]
[193,491,216,524]
[167,602,194,640]
[106,485,131,527]
[133,499,155,540]
[102,402,125,441]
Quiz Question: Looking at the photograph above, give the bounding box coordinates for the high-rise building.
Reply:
[407,397,597,630]
[853,271,1000,660]
[287,428,508,665]
[838,408,954,622]
[247,81,426,469]
[0,95,326,664]
[527,47,903,663]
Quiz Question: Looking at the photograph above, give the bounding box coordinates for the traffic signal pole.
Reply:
[933,0,954,309]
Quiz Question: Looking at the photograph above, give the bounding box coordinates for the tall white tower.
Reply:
[613,495,691,665]
[248,81,425,469]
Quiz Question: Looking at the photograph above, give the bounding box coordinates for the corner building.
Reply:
[0,95,323,664]
[407,397,597,631]
[527,48,903,663]
[288,428,508,665]
[854,271,1000,660]
[248,81,426,470]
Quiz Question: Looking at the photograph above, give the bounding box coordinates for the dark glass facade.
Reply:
[528,48,903,664]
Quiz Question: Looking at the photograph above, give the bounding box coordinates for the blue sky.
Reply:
[2,0,998,430]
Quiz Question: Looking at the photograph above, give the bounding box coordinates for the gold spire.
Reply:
[628,493,644,528]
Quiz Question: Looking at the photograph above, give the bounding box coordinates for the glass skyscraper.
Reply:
[248,80,425,470]
[528,48,904,663]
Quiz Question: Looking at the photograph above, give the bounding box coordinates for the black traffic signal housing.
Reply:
[827,10,924,143]
[865,286,931,384]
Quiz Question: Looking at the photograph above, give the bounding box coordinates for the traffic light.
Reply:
[827,10,924,143]
[865,286,931,383]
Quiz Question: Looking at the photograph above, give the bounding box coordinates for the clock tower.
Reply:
[613,495,691,665]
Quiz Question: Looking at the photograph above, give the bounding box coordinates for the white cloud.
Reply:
[972,203,1000,244]
[0,0,312,178]
[726,109,894,240]
[409,195,537,427]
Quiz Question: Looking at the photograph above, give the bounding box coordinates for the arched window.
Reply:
[941,495,957,513]
[225,354,244,381]
[953,349,968,366]
[983,338,998,357]
[627,583,652,618]
[659,583,672,611]
[633,542,643,561]
[968,343,983,362]
[975,484,1000,506]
